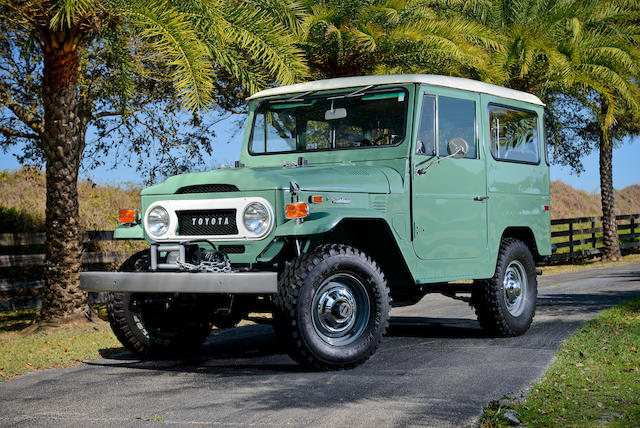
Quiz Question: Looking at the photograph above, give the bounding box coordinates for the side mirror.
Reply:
[447,137,469,159]
[325,108,347,121]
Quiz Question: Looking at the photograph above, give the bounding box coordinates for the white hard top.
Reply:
[248,74,544,106]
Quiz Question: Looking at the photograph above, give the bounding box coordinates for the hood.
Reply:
[141,165,400,195]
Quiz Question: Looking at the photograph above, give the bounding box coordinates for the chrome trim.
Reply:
[504,260,527,316]
[143,197,274,242]
[80,271,278,294]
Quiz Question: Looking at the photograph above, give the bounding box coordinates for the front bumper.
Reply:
[79,271,278,294]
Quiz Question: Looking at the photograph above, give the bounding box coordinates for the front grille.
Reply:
[176,184,239,194]
[218,245,245,254]
[177,209,238,235]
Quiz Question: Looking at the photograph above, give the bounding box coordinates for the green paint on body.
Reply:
[129,78,550,285]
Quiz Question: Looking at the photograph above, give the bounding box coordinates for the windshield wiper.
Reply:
[327,85,375,100]
[272,91,316,103]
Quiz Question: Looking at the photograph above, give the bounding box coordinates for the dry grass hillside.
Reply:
[0,168,639,232]
[550,181,640,219]
[0,167,139,233]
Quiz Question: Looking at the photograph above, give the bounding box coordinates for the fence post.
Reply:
[591,220,596,249]
[632,216,636,238]
[569,220,575,264]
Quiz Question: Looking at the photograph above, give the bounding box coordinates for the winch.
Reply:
[149,241,232,272]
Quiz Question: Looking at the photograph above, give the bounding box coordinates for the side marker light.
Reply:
[118,209,137,224]
[286,202,309,219]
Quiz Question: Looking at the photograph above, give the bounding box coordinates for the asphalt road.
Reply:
[1,262,640,427]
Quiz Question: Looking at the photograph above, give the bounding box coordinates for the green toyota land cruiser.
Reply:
[81,74,551,369]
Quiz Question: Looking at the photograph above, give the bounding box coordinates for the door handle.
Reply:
[474,196,489,201]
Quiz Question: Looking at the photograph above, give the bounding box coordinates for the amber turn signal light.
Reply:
[118,209,137,224]
[310,195,323,204]
[285,202,309,219]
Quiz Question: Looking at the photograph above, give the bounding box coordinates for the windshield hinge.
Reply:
[290,181,301,202]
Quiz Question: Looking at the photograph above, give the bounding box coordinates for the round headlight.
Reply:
[243,202,270,235]
[147,206,170,237]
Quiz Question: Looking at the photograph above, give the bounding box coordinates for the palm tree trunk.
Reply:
[38,30,88,323]
[599,126,622,262]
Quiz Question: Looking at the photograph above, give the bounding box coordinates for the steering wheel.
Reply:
[372,134,400,145]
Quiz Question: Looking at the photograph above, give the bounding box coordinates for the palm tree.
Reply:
[451,0,640,261]
[298,0,504,80]
[573,1,640,260]
[0,0,307,324]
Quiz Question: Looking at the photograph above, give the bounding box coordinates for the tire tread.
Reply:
[274,244,390,370]
[473,238,537,337]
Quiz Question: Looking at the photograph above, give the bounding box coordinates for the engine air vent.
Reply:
[176,184,239,194]
[370,200,387,213]
[218,245,245,254]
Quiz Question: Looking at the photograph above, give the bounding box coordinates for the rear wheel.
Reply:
[472,238,537,336]
[107,250,213,358]
[274,244,390,369]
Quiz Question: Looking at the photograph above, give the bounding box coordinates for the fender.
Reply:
[113,223,144,240]
[274,208,387,237]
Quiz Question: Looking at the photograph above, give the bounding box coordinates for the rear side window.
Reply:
[489,105,539,164]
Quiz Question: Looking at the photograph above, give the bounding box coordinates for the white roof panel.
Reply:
[247,74,544,106]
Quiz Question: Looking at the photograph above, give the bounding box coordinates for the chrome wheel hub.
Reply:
[312,274,370,346]
[503,260,527,316]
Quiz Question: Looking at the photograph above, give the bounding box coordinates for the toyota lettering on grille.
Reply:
[177,209,238,236]
[192,216,230,226]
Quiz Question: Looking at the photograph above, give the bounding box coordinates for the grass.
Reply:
[0,308,39,332]
[481,297,640,427]
[540,253,640,274]
[0,307,124,381]
[0,167,146,254]
[0,306,265,382]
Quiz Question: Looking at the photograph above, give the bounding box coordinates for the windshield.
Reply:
[249,88,408,154]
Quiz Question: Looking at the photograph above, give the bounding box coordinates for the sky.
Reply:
[1,113,638,192]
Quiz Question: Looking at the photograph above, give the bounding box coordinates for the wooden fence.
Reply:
[1,213,639,311]
[0,230,130,311]
[550,214,640,263]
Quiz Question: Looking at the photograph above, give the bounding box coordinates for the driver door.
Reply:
[411,88,488,265]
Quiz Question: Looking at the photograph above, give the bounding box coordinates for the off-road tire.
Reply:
[472,238,537,336]
[273,244,390,370]
[107,250,213,358]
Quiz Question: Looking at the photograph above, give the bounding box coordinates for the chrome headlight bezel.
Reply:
[243,202,271,235]
[146,205,170,238]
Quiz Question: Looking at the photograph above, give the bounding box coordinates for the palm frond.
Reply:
[50,0,98,29]
[124,0,214,112]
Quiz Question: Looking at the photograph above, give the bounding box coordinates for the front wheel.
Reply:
[107,250,213,358]
[472,238,538,336]
[274,244,390,370]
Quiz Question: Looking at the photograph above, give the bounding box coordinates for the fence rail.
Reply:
[1,214,639,311]
[0,230,129,311]
[549,214,640,263]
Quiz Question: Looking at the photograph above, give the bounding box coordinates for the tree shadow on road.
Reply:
[386,316,488,338]
[87,287,640,377]
[537,289,640,316]
[87,314,502,377]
